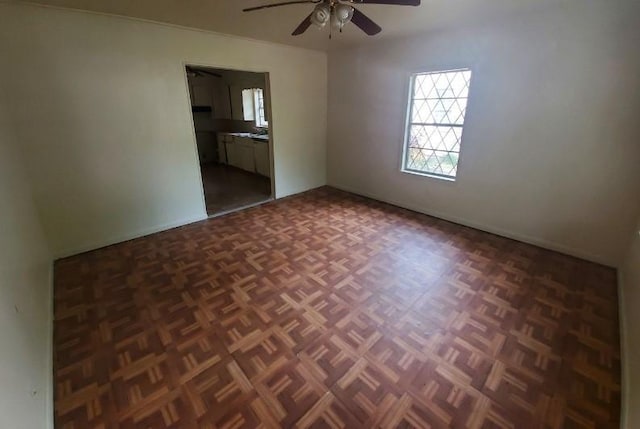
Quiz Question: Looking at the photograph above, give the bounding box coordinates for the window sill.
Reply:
[401,169,457,182]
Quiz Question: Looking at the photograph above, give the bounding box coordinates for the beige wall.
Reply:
[0,103,53,428]
[327,1,640,267]
[0,3,327,258]
[621,220,640,428]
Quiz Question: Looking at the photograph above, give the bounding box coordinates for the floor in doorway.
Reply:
[200,163,271,215]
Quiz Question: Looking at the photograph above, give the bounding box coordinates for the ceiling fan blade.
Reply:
[186,66,222,78]
[292,14,313,36]
[350,8,382,36]
[351,0,420,5]
[200,70,222,78]
[243,0,318,12]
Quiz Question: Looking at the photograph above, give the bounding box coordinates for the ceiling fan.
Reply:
[185,66,222,78]
[243,0,421,37]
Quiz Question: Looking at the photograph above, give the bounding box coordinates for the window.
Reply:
[255,89,267,128]
[242,88,268,128]
[402,69,472,180]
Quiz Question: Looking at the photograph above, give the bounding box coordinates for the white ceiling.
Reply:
[18,0,562,51]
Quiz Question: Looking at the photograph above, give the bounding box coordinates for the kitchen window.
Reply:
[242,88,268,128]
[402,69,472,180]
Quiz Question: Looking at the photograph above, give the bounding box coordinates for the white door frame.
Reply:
[182,62,276,217]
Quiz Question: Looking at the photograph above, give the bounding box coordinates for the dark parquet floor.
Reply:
[54,187,621,428]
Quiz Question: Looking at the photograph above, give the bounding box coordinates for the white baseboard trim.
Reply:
[53,214,208,260]
[618,271,629,429]
[329,182,613,267]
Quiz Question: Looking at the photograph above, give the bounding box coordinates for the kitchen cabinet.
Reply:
[239,144,255,172]
[227,136,255,172]
[226,141,241,168]
[232,136,255,172]
[212,80,232,119]
[254,142,270,177]
[189,77,232,119]
[219,133,270,177]
[190,82,212,107]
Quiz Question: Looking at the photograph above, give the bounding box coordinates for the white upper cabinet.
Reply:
[191,82,212,107]
[212,79,231,119]
[188,76,232,119]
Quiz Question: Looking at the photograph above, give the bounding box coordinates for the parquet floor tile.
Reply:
[54,187,621,428]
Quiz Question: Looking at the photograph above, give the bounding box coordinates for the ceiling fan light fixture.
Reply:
[331,3,354,31]
[310,3,331,28]
[334,3,354,23]
[244,0,421,37]
[330,12,344,31]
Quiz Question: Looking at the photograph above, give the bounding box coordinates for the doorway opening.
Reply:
[185,65,274,216]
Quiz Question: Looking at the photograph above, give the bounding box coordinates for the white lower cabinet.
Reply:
[220,134,270,177]
[239,144,255,172]
[254,143,270,177]
[226,141,241,168]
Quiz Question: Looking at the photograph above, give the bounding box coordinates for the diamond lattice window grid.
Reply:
[403,69,472,179]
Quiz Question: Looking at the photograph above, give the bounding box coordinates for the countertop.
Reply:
[224,132,269,142]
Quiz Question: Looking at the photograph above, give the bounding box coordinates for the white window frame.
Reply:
[255,89,268,128]
[242,88,268,128]
[401,68,472,181]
